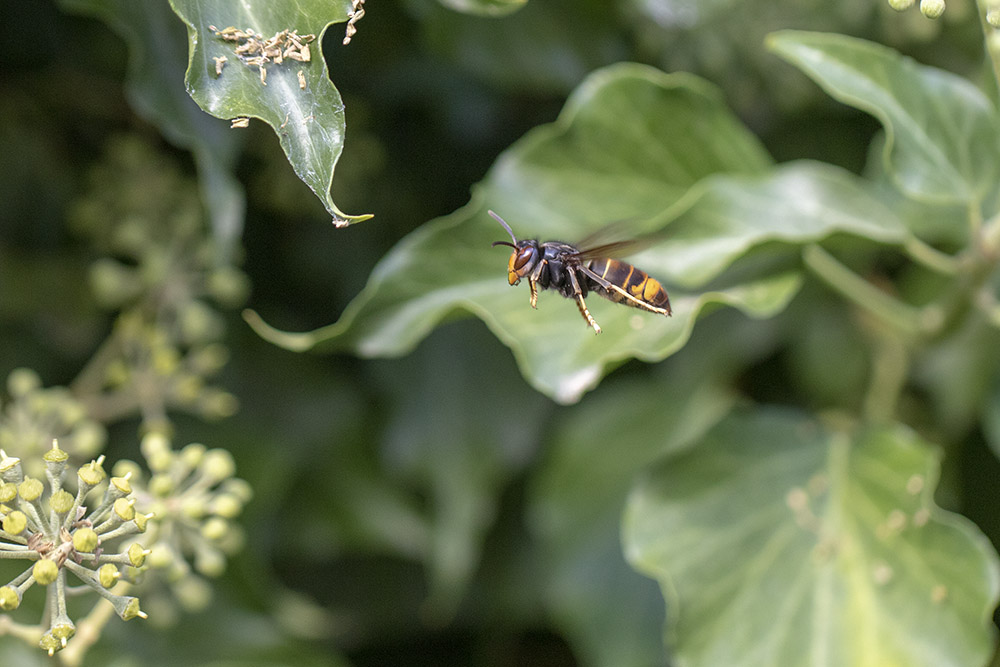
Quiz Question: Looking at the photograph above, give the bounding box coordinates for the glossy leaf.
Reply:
[59,0,246,255]
[248,64,914,403]
[641,160,908,288]
[529,347,740,666]
[169,0,371,225]
[624,409,1000,667]
[768,31,1000,209]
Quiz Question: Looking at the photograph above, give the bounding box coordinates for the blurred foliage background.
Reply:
[1,0,998,665]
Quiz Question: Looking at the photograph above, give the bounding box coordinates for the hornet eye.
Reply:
[513,246,536,270]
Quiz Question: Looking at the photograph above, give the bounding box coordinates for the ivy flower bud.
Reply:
[49,490,74,515]
[33,559,59,585]
[127,542,150,567]
[7,368,41,396]
[98,563,120,588]
[919,0,944,18]
[0,585,21,610]
[73,527,99,553]
[18,477,44,502]
[2,510,27,535]
[78,458,107,488]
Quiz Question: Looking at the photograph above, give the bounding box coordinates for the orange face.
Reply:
[506,245,538,285]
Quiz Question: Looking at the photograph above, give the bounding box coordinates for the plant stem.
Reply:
[903,236,960,275]
[58,588,127,667]
[802,244,926,337]
[976,0,1000,95]
[863,332,909,423]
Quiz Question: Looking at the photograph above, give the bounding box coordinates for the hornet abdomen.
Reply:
[586,258,671,315]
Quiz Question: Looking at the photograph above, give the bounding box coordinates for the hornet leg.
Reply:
[567,269,601,334]
[527,259,548,310]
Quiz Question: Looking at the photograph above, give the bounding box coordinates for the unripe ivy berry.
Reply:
[202,449,236,484]
[18,478,44,502]
[114,497,136,522]
[33,559,59,585]
[888,0,914,8]
[49,490,74,515]
[51,620,75,642]
[127,542,150,567]
[988,8,1000,27]
[210,494,243,519]
[0,585,21,610]
[99,563,120,588]
[78,459,107,487]
[7,368,41,397]
[73,527,99,553]
[0,451,22,479]
[174,575,213,612]
[2,510,27,535]
[118,596,146,621]
[39,632,63,656]
[180,443,207,467]
[202,517,229,541]
[43,444,69,464]
[0,481,17,503]
[920,0,944,18]
[72,422,106,457]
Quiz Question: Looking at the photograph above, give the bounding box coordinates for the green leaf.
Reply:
[768,31,1000,209]
[247,65,914,403]
[643,160,908,288]
[372,322,548,619]
[529,358,737,666]
[624,408,1000,667]
[437,0,527,17]
[168,0,371,225]
[59,0,246,255]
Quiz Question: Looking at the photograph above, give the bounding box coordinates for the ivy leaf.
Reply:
[59,0,246,255]
[624,408,1000,667]
[372,322,547,620]
[642,160,908,288]
[436,0,527,17]
[247,64,912,403]
[168,0,371,225]
[528,351,739,666]
[768,31,1000,210]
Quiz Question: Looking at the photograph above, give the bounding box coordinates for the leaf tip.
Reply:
[332,212,374,227]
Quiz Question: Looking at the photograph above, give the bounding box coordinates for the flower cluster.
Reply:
[0,369,105,475]
[0,434,251,653]
[112,432,251,624]
[887,0,946,19]
[0,443,150,656]
[67,136,247,429]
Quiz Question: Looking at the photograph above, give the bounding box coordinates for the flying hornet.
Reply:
[489,210,672,334]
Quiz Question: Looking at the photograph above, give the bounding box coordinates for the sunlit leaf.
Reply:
[168,0,371,225]
[624,408,1000,667]
[247,64,916,403]
[641,160,908,288]
[59,0,246,255]
[768,31,1000,209]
